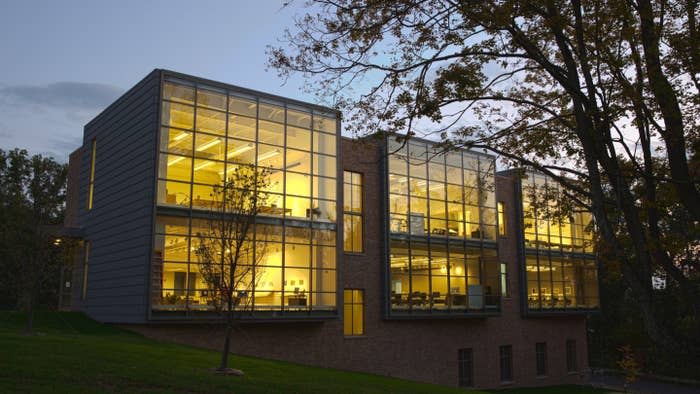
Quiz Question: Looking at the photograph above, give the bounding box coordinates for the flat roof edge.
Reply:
[159,69,340,115]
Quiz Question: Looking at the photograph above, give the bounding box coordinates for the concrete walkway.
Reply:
[589,372,700,394]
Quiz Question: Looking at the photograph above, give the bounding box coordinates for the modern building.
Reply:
[64,69,599,389]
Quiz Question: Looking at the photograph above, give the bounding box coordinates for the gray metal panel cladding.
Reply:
[78,70,161,323]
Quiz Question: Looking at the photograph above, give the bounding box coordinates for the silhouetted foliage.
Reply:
[0,148,67,333]
[269,0,699,374]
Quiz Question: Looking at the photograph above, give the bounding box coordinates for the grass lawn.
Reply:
[0,312,616,393]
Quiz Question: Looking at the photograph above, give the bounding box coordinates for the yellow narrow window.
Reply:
[343,171,363,253]
[343,289,364,336]
[497,201,506,236]
[500,262,508,297]
[87,139,96,210]
[81,241,90,301]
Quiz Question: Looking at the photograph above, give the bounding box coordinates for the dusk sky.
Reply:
[0,0,312,162]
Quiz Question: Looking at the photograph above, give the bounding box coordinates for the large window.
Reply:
[87,139,96,210]
[152,79,339,316]
[157,80,337,221]
[525,255,599,310]
[522,172,599,311]
[522,173,593,253]
[343,289,364,336]
[390,241,501,313]
[458,348,474,387]
[388,140,497,240]
[152,216,337,313]
[343,171,363,253]
[499,345,513,382]
[387,138,501,315]
[536,342,547,376]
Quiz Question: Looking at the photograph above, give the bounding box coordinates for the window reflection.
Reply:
[522,173,594,252]
[522,172,599,311]
[387,138,500,314]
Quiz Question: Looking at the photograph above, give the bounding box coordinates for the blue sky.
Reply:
[0,0,311,161]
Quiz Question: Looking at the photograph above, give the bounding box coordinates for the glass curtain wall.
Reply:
[522,172,599,310]
[387,138,500,314]
[522,173,593,253]
[152,79,338,315]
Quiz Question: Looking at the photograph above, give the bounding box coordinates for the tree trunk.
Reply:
[219,324,233,371]
[637,0,700,221]
[619,260,682,353]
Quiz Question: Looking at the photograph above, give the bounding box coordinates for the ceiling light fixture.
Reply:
[226,143,254,158]
[173,132,189,141]
[196,139,222,151]
[167,156,185,166]
[194,161,214,171]
[257,149,280,162]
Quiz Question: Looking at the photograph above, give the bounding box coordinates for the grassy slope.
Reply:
[0,312,613,394]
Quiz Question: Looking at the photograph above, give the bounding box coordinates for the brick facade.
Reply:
[124,137,590,389]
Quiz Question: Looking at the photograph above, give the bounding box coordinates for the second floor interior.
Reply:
[71,72,600,321]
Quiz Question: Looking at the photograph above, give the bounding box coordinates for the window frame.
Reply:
[343,288,365,337]
[536,342,548,377]
[157,79,339,223]
[497,201,506,236]
[499,345,513,383]
[458,348,474,387]
[343,170,364,254]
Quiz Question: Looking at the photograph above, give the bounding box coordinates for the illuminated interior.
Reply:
[388,141,497,240]
[152,217,337,312]
[343,171,363,253]
[521,172,599,310]
[525,256,599,309]
[157,81,337,221]
[152,79,338,314]
[343,289,364,336]
[387,139,501,313]
[522,173,593,253]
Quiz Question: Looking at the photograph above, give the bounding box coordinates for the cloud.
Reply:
[0,81,123,109]
[0,81,125,162]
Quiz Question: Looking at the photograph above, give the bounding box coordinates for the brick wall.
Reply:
[124,137,590,389]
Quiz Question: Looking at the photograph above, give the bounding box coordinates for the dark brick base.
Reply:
[122,314,588,389]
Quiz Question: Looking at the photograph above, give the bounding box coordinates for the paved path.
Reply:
[590,373,700,394]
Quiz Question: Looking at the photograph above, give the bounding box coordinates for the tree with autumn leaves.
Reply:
[269,0,699,372]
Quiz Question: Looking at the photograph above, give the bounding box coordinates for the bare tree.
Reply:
[194,165,271,374]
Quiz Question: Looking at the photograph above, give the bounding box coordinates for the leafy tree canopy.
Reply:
[0,148,67,332]
[269,0,699,362]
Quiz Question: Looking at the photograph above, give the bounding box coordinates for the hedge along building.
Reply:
[64,69,599,389]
